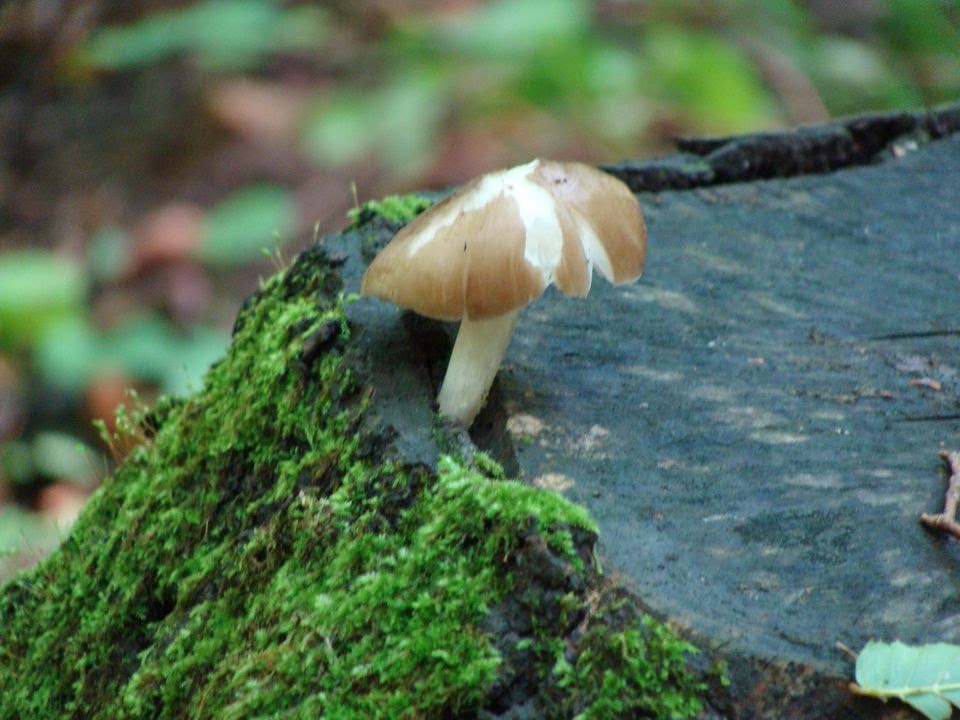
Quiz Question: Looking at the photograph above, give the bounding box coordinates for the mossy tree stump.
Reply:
[0,247,705,718]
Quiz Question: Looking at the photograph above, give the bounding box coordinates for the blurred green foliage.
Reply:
[1,433,99,490]
[0,183,296,396]
[34,315,229,396]
[0,506,63,558]
[79,0,328,71]
[303,73,447,177]
[199,184,297,266]
[86,227,130,283]
[640,24,774,131]
[0,252,85,350]
[299,0,958,173]
[72,0,960,173]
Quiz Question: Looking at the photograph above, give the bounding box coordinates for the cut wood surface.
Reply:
[338,107,960,717]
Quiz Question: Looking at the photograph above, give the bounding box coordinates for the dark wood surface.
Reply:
[337,115,960,717]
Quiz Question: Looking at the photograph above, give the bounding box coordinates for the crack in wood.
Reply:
[868,330,960,340]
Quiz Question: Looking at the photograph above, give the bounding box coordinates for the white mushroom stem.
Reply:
[437,309,521,427]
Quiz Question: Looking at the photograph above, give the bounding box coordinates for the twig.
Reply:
[835,640,858,661]
[920,450,960,539]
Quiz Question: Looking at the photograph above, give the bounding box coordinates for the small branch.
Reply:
[920,450,960,539]
[835,640,858,661]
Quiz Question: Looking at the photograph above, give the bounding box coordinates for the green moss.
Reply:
[0,243,704,718]
[554,612,705,719]
[347,193,433,229]
[110,454,595,718]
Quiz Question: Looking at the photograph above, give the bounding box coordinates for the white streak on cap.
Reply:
[361,158,646,321]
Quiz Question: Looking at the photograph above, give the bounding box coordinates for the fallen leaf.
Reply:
[209,78,312,142]
[129,202,205,274]
[852,640,960,719]
[37,483,89,528]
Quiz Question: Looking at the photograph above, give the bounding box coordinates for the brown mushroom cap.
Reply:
[360,159,647,321]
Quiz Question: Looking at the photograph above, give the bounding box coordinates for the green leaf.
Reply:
[79,0,328,71]
[103,315,184,382]
[32,432,98,485]
[99,315,229,394]
[302,91,383,167]
[0,504,66,583]
[86,226,131,282]
[302,71,444,173]
[33,316,101,393]
[0,506,62,560]
[161,325,230,395]
[34,314,229,395]
[853,641,960,720]
[0,251,84,350]
[882,0,960,54]
[443,0,590,58]
[179,0,293,69]
[641,24,775,133]
[377,73,445,173]
[199,184,296,266]
[0,441,34,486]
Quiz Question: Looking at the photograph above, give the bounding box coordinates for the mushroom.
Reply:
[360,158,647,427]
